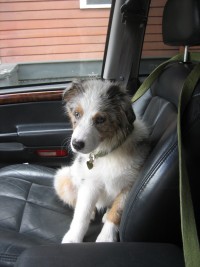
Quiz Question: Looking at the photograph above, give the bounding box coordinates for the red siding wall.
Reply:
[143,0,199,57]
[0,0,109,63]
[143,0,175,57]
[0,0,199,64]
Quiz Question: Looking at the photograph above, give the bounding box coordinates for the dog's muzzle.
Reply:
[72,139,85,151]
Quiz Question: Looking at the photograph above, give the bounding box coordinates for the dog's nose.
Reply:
[72,139,85,151]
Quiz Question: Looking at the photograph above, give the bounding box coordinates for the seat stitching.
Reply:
[20,226,62,242]
[122,142,177,237]
[21,199,71,216]
[2,180,27,193]
[133,142,177,203]
[0,253,18,263]
[18,182,33,233]
[0,176,53,187]
[0,215,17,223]
[135,143,177,201]
[2,184,33,256]
[0,194,30,202]
[193,93,200,97]
[0,192,68,215]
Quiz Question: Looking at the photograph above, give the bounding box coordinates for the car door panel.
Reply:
[0,87,73,167]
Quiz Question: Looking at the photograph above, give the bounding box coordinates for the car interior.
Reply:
[0,0,200,266]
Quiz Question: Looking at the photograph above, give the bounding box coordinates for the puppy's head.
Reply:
[63,79,135,154]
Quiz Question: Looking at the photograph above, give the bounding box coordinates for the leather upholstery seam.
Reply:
[0,192,68,215]
[122,142,177,237]
[21,200,69,215]
[18,182,32,233]
[193,93,200,97]
[0,253,18,262]
[0,176,53,188]
[135,143,177,201]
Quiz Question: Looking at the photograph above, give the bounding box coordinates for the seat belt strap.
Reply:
[178,63,200,267]
[132,52,200,267]
[132,53,183,102]
[132,52,200,102]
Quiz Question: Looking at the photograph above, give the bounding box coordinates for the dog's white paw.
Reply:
[96,221,118,242]
[96,232,117,242]
[61,231,82,243]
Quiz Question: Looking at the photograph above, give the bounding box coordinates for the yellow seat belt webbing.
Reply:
[178,63,200,267]
[132,53,183,102]
[132,52,200,102]
[132,52,200,267]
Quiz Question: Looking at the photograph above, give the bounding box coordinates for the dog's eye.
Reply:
[74,111,81,119]
[95,116,106,125]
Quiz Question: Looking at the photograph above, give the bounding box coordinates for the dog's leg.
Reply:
[62,182,101,243]
[96,188,130,242]
[54,167,77,208]
[90,208,97,221]
[102,208,110,223]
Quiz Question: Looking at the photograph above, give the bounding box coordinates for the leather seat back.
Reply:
[120,0,200,244]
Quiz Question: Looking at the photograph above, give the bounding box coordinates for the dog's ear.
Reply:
[107,84,136,125]
[125,104,136,125]
[63,80,84,103]
[107,84,126,101]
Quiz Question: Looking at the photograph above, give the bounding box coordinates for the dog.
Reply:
[54,79,150,243]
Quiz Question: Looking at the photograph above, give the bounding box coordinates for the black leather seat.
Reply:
[0,164,103,266]
[0,0,200,266]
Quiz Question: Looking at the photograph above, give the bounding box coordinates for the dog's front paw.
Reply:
[62,231,82,243]
[96,221,118,242]
[96,232,117,242]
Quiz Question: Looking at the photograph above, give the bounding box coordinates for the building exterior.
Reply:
[0,0,190,65]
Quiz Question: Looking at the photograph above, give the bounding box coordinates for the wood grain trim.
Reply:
[0,90,63,105]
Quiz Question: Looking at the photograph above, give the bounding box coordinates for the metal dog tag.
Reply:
[86,153,95,170]
[86,160,93,170]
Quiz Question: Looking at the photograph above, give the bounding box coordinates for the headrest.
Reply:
[162,0,200,46]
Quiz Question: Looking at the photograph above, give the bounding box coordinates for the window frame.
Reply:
[80,0,111,9]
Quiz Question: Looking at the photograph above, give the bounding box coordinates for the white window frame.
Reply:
[80,0,111,9]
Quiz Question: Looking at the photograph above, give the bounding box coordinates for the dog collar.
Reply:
[86,151,106,170]
[86,126,134,170]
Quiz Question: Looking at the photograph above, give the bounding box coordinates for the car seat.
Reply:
[0,0,200,266]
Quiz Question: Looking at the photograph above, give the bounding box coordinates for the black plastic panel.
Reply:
[0,100,73,167]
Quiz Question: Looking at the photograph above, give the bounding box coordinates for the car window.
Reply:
[142,0,200,58]
[0,0,199,88]
[0,0,110,87]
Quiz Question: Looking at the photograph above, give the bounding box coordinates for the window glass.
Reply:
[142,0,200,58]
[80,0,111,9]
[0,0,110,87]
